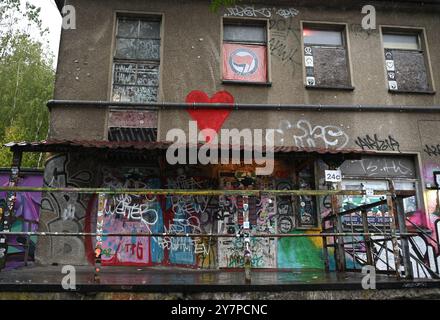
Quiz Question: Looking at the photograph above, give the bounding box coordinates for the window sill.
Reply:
[388,89,436,95]
[222,80,272,87]
[305,85,355,91]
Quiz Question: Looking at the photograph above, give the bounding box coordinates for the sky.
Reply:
[24,0,62,67]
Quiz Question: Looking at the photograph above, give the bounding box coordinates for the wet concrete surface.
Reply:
[0,264,439,293]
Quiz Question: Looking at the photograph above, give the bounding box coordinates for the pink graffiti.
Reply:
[407,209,440,254]
[423,162,440,185]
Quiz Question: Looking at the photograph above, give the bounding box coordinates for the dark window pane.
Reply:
[115,38,138,59]
[313,47,349,87]
[304,29,343,46]
[224,24,266,43]
[117,19,139,38]
[383,33,419,50]
[137,39,161,60]
[393,50,429,91]
[140,21,161,39]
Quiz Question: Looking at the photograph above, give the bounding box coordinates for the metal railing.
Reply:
[0,186,438,283]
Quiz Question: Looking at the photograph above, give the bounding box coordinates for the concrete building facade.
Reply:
[11,0,440,277]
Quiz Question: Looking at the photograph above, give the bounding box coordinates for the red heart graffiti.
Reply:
[185,90,234,142]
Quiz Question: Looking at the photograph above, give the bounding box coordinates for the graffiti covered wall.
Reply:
[78,157,324,269]
[36,153,97,265]
[0,170,43,268]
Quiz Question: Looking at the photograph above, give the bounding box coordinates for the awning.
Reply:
[3,140,375,157]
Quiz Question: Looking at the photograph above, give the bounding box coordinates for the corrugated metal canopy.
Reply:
[3,140,375,156]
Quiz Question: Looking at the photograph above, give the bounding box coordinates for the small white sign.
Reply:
[305,56,314,67]
[366,189,374,197]
[385,60,395,71]
[388,80,398,90]
[306,76,316,86]
[325,170,342,182]
[243,221,250,229]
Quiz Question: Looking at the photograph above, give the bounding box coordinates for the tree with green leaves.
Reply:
[0,0,54,168]
[209,0,240,12]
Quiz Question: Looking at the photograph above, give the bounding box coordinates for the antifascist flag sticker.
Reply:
[223,43,267,82]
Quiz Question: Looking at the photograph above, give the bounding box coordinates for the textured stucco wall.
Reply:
[42,0,440,269]
[1,288,440,300]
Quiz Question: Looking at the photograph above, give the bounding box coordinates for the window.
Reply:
[382,29,431,92]
[339,155,419,221]
[109,16,161,143]
[112,17,161,103]
[222,21,268,83]
[302,25,351,88]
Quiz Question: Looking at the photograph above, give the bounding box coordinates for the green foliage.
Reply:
[209,0,239,12]
[0,1,55,168]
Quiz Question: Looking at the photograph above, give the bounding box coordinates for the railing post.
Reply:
[361,208,374,266]
[332,193,346,272]
[322,235,330,272]
[0,151,22,271]
[395,196,414,279]
[386,187,402,279]
[243,195,251,284]
[94,193,107,283]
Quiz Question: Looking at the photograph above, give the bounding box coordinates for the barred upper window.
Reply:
[112,17,161,103]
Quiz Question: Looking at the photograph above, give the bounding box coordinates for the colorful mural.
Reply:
[277,231,324,269]
[85,160,321,269]
[0,171,43,269]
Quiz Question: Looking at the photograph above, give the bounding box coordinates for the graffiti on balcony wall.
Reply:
[164,175,217,266]
[217,172,277,268]
[269,119,349,150]
[355,134,401,152]
[0,173,43,268]
[101,175,163,266]
[89,167,220,268]
[79,160,324,269]
[40,153,94,265]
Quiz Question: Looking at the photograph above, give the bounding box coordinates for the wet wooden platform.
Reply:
[0,264,439,293]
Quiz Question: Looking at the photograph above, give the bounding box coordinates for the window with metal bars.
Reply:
[112,17,161,103]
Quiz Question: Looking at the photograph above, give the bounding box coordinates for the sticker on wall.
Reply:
[306,77,316,86]
[385,60,395,71]
[305,67,314,76]
[304,46,312,55]
[388,80,398,90]
[305,56,314,67]
[387,72,396,80]
[223,43,267,82]
[185,90,234,142]
[385,51,393,60]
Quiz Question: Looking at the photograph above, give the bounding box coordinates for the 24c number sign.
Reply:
[325,170,342,183]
